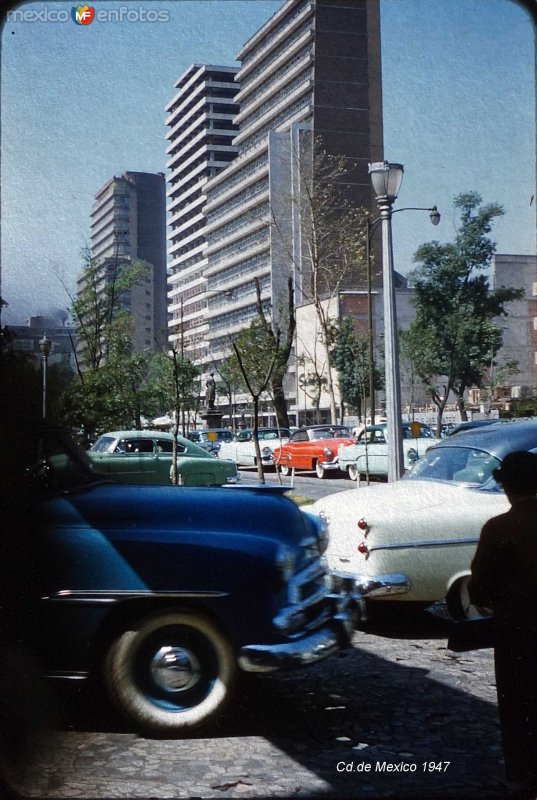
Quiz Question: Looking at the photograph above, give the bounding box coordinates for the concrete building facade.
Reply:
[164,64,240,360]
[492,253,537,399]
[84,171,167,356]
[201,0,383,392]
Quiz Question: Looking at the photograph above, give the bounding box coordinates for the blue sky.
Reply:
[1,0,535,323]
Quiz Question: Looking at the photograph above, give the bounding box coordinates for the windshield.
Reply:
[310,427,351,440]
[406,445,501,488]
[91,435,117,453]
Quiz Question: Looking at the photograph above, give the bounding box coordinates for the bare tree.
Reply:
[272,139,369,422]
[253,276,295,429]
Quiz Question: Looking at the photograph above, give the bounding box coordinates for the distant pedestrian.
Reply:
[468,450,537,800]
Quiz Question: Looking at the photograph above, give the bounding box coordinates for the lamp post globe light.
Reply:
[368,161,405,482]
[367,162,441,481]
[39,333,52,420]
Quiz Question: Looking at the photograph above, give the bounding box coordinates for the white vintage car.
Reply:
[218,427,291,468]
[312,420,537,616]
[338,422,440,480]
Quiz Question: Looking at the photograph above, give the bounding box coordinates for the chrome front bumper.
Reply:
[331,570,411,598]
[318,459,341,471]
[238,592,359,673]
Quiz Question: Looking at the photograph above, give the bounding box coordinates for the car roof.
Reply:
[302,424,349,430]
[240,427,289,432]
[430,419,537,459]
[190,428,229,433]
[447,419,506,436]
[97,430,174,440]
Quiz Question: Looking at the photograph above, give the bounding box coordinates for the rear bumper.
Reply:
[238,592,359,673]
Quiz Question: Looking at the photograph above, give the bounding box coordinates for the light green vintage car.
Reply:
[89,430,239,486]
[338,422,440,480]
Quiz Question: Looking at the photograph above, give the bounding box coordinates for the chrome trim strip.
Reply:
[368,537,478,553]
[45,671,89,681]
[42,589,230,604]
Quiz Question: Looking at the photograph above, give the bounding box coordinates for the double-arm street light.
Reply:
[368,160,440,482]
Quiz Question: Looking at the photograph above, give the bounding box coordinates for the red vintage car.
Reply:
[274,425,354,479]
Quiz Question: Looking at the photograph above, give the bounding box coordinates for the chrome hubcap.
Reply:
[150,646,201,692]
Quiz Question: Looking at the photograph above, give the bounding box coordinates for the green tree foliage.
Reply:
[232,321,277,483]
[70,248,149,372]
[403,192,523,434]
[296,352,327,423]
[161,347,200,483]
[216,351,246,429]
[57,250,170,440]
[331,317,382,419]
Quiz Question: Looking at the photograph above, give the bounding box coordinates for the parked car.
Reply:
[274,425,354,479]
[311,420,537,617]
[187,428,234,454]
[2,427,355,737]
[338,422,440,480]
[89,430,238,486]
[218,427,291,468]
[445,418,505,436]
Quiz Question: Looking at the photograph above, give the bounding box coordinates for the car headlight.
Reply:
[303,511,329,554]
[323,447,333,458]
[262,446,272,456]
[275,544,296,583]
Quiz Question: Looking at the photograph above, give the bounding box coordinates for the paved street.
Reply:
[6,612,511,800]
[238,466,379,502]
[3,473,511,800]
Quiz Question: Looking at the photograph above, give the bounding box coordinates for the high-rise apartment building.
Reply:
[83,171,167,356]
[164,65,240,358]
[492,254,537,395]
[203,0,383,369]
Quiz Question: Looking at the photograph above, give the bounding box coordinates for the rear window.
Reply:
[156,439,174,453]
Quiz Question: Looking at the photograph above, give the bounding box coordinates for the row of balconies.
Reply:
[237,0,312,78]
[235,53,313,131]
[205,180,269,234]
[234,83,312,149]
[166,78,238,129]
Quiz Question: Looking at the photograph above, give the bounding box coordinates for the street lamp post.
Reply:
[39,333,52,420]
[369,161,405,482]
[368,161,440,482]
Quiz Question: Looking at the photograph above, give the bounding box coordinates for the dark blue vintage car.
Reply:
[1,428,355,736]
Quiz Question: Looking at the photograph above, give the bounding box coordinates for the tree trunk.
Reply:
[271,374,290,428]
[456,393,469,422]
[323,337,338,423]
[252,395,265,484]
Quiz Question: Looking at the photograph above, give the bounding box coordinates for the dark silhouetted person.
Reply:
[468,450,537,800]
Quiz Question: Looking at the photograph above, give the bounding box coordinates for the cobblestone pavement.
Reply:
[5,612,515,800]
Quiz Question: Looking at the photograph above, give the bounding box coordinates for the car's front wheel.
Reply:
[315,460,328,479]
[104,610,237,736]
[279,463,290,476]
[347,464,359,481]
